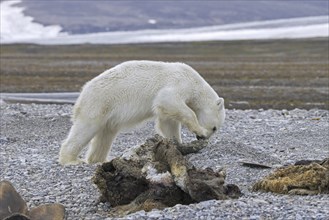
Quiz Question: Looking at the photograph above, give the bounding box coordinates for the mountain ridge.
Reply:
[18,1,329,34]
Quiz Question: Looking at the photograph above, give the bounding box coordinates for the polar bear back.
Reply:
[96,60,206,89]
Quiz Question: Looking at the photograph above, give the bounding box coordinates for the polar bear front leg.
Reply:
[86,126,118,164]
[155,117,182,143]
[154,101,207,139]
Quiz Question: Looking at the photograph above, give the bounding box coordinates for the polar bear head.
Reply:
[196,97,225,139]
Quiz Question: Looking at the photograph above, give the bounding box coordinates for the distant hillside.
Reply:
[19,0,329,34]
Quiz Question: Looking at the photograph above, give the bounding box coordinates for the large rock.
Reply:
[0,181,65,220]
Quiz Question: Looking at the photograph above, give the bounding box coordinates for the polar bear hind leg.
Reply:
[156,117,182,143]
[86,125,118,164]
[59,119,101,165]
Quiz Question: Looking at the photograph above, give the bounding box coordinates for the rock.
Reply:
[0,181,28,219]
[29,204,66,220]
[0,180,66,220]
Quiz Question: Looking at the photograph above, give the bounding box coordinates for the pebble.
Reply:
[1,103,328,219]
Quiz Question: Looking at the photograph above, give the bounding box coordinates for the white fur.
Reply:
[142,163,174,187]
[59,60,225,165]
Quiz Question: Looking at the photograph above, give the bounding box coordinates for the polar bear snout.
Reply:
[195,127,216,140]
[196,135,207,140]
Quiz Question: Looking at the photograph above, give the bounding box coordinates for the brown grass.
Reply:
[1,39,328,109]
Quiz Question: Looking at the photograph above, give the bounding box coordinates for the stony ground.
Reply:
[1,103,328,219]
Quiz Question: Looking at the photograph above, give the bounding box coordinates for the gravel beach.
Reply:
[1,103,328,219]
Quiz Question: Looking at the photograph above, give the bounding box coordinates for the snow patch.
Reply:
[0,0,327,45]
[0,0,66,41]
[148,19,157,25]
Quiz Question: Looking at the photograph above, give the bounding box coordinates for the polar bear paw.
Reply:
[59,155,83,166]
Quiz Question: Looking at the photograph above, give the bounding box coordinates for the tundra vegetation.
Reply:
[1,39,328,109]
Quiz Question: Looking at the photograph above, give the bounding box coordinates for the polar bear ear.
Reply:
[217,98,224,109]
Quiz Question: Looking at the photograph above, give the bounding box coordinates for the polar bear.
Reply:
[59,60,225,165]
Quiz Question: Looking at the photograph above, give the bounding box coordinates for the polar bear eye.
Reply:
[213,127,217,132]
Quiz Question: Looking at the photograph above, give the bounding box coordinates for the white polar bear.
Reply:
[59,60,225,165]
